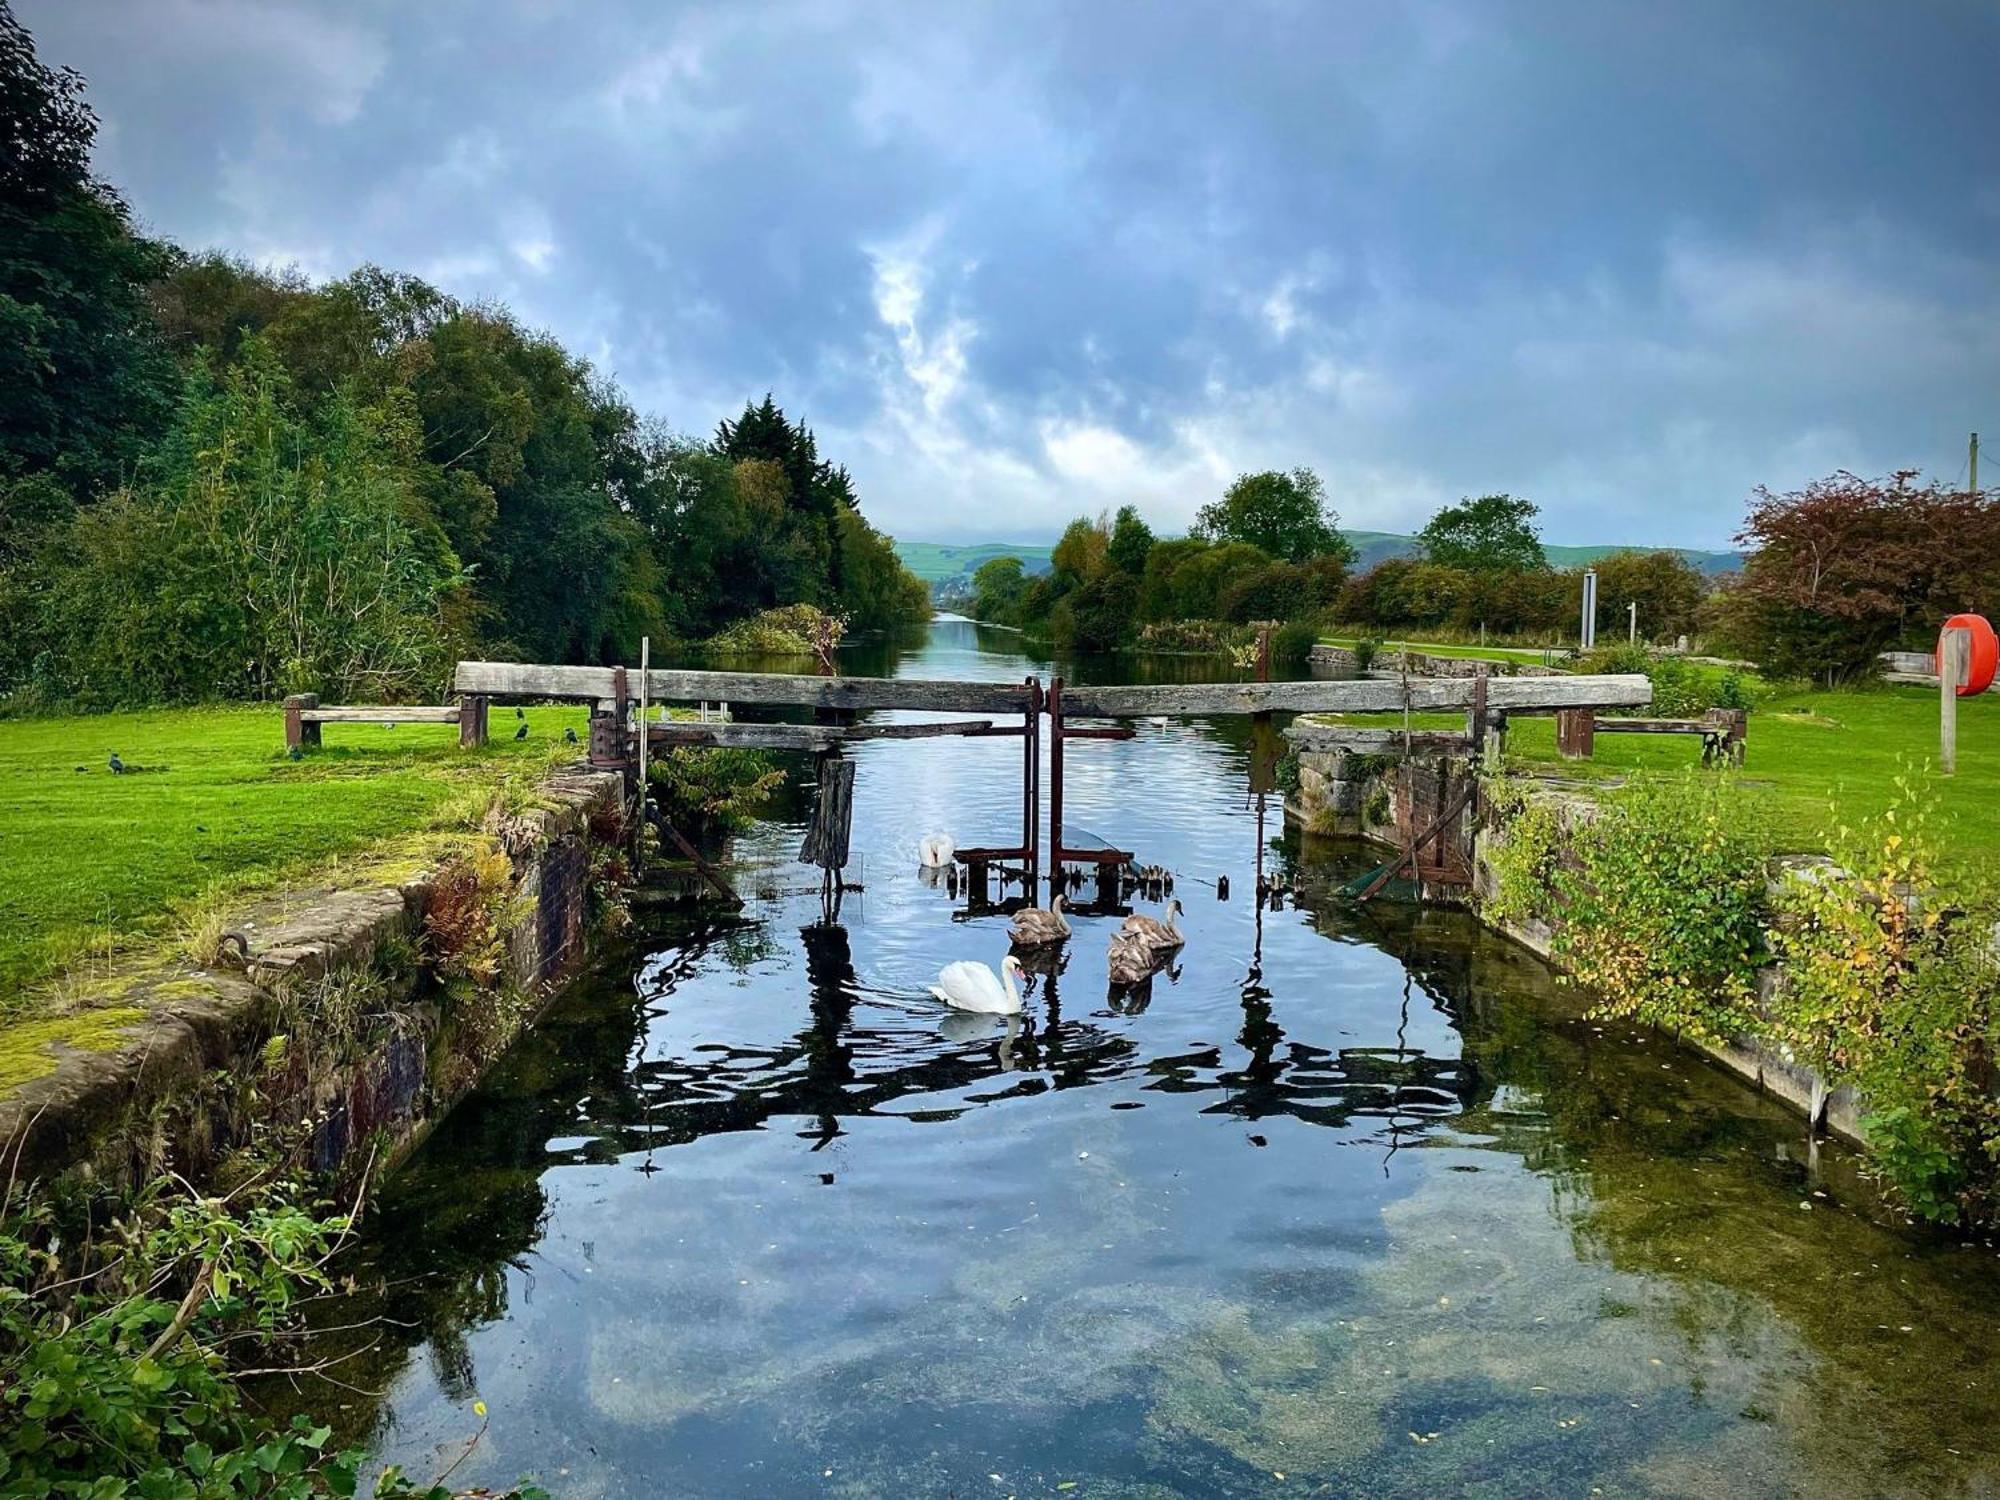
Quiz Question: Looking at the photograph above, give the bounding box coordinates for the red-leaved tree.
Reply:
[1728,471,2000,685]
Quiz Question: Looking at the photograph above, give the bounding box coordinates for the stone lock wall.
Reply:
[0,767,626,1190]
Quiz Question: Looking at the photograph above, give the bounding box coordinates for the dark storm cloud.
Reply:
[22,0,2000,545]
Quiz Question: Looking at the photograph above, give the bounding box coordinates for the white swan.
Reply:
[930,954,1025,1014]
[918,832,956,869]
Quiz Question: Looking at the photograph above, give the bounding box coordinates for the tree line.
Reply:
[0,8,927,708]
[969,478,1714,657]
[969,461,1999,686]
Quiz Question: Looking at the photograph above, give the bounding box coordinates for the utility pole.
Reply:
[1580,569,1598,651]
[1972,431,1980,493]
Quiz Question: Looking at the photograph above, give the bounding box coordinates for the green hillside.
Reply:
[895,540,1054,584]
[901,532,1740,586]
[1343,529,1740,575]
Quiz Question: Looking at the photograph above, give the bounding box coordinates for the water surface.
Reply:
[316,617,2000,1498]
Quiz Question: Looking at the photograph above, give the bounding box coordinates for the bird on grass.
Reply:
[515,722,530,741]
[288,745,304,762]
[564,726,579,744]
[515,706,525,720]
[108,752,127,775]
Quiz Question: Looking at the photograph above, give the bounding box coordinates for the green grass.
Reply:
[1318,634,1565,666]
[1506,686,2000,867]
[0,703,596,1011]
[1320,684,2000,872]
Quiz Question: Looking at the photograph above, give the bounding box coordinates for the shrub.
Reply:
[705,602,844,657]
[424,841,524,986]
[648,746,784,845]
[1270,617,1321,667]
[1487,773,1770,1045]
[1766,781,2000,1224]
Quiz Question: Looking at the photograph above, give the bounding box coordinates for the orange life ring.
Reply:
[1937,614,1998,696]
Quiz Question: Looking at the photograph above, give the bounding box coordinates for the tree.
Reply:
[1050,514,1110,583]
[1193,468,1350,564]
[969,555,1030,624]
[1107,504,1154,576]
[1418,494,1546,573]
[0,4,178,497]
[1729,470,2000,683]
[1584,550,1707,644]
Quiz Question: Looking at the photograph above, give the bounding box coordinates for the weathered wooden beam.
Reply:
[645,719,996,751]
[1056,674,1650,718]
[300,705,461,724]
[1595,717,1717,734]
[455,660,1034,714]
[1285,725,1472,755]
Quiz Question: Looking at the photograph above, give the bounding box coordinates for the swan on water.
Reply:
[918,832,956,868]
[1009,893,1071,948]
[1107,930,1166,987]
[1121,897,1185,953]
[930,954,1026,1014]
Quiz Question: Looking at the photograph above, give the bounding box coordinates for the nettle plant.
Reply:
[1766,780,2000,1224]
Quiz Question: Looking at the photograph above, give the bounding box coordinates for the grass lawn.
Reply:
[1321,683,2000,872]
[1318,634,1567,667]
[1505,685,2000,867]
[0,702,596,1013]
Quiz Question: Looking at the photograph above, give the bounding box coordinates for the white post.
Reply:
[1580,569,1598,650]
[1942,627,1965,776]
[1628,601,1637,643]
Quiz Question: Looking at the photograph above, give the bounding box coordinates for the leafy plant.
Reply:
[423,841,524,987]
[1766,778,2000,1223]
[1487,772,1770,1044]
[647,746,784,845]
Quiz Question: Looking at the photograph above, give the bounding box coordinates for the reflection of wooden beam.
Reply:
[645,719,996,751]
[457,660,1034,714]
[1059,674,1649,718]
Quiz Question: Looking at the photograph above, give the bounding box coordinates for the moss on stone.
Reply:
[0,1007,148,1092]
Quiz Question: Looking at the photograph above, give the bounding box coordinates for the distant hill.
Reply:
[899,533,1740,587]
[896,541,1054,584]
[1342,530,1742,576]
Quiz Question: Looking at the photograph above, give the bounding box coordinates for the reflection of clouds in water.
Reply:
[336,621,2000,1498]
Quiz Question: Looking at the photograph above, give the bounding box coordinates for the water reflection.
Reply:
[294,617,2000,1500]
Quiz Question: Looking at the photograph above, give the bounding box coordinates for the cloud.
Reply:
[18,0,2000,547]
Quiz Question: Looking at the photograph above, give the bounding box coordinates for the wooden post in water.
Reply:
[1942,626,1967,776]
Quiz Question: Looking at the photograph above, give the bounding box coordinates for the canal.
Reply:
[316,616,2000,1498]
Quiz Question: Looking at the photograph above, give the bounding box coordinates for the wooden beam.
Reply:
[455,660,1034,714]
[1596,717,1718,734]
[646,718,997,751]
[300,705,461,724]
[1055,674,1649,718]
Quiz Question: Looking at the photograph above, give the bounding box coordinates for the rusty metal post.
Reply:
[1023,676,1041,876]
[1047,677,1065,894]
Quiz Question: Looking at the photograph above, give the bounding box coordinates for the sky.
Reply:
[22,0,2000,549]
